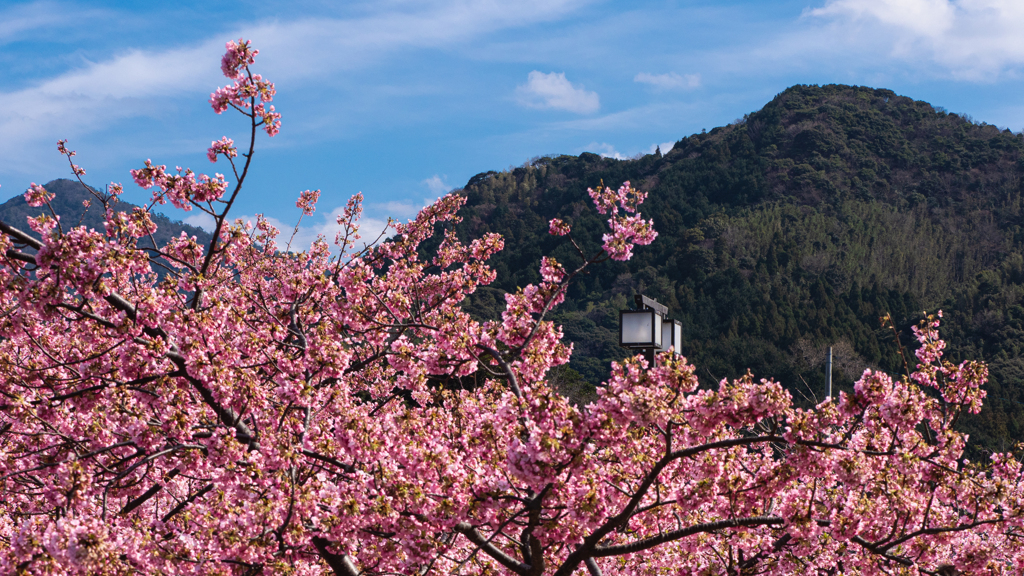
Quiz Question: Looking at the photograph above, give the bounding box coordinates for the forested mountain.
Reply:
[7,85,1024,457]
[0,178,213,251]
[449,84,1024,457]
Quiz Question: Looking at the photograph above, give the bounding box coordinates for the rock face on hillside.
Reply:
[0,179,213,249]
[448,84,1024,455]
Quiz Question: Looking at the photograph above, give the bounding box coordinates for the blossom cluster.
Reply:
[911,310,987,414]
[296,189,321,215]
[130,160,228,210]
[207,136,237,163]
[587,181,657,260]
[220,38,258,79]
[548,217,571,236]
[209,39,280,136]
[23,182,53,207]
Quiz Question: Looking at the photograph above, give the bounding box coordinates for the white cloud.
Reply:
[0,2,62,42]
[515,71,600,114]
[548,101,708,133]
[580,142,626,160]
[0,0,593,172]
[235,193,441,253]
[646,141,676,155]
[809,0,954,37]
[422,174,451,195]
[579,140,677,161]
[808,0,1024,78]
[251,0,592,81]
[368,200,421,220]
[633,72,700,90]
[183,212,216,232]
[0,40,222,168]
[0,1,110,45]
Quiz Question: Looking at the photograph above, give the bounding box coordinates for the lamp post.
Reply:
[619,294,682,367]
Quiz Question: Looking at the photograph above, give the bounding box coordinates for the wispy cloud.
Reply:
[0,2,60,42]
[0,1,110,45]
[585,142,625,159]
[515,71,600,114]
[809,0,955,37]
[551,101,708,133]
[808,0,1024,78]
[646,141,676,155]
[368,200,421,221]
[580,140,675,160]
[422,174,451,195]
[634,72,700,90]
[0,0,593,175]
[183,212,216,231]
[237,192,439,254]
[0,40,222,171]
[251,0,592,80]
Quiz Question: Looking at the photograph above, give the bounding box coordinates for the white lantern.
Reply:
[619,310,663,348]
[657,319,683,355]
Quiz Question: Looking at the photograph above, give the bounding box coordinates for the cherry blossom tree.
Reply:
[1,40,1023,576]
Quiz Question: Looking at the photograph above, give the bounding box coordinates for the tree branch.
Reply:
[120,469,181,515]
[592,516,784,557]
[312,537,361,576]
[475,344,522,398]
[454,522,531,576]
[4,249,36,264]
[300,449,354,472]
[0,220,43,250]
[161,482,215,523]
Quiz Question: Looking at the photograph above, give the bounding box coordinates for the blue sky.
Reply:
[4,0,1024,245]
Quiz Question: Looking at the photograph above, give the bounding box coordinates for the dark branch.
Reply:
[455,522,531,576]
[592,516,784,557]
[312,537,360,576]
[120,469,181,515]
[0,220,43,250]
[300,449,355,472]
[5,249,36,264]
[161,482,214,523]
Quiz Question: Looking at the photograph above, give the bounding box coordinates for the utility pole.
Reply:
[826,346,833,401]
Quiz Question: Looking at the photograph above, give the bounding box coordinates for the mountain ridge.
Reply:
[447,83,1024,455]
[0,178,214,249]
[5,84,1023,455]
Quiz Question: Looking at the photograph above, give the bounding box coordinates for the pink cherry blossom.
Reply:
[24,182,54,207]
[548,218,571,236]
[207,136,237,163]
[57,139,74,156]
[0,39,1021,576]
[254,103,281,136]
[208,40,281,136]
[588,182,657,260]
[220,38,258,79]
[296,189,321,215]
